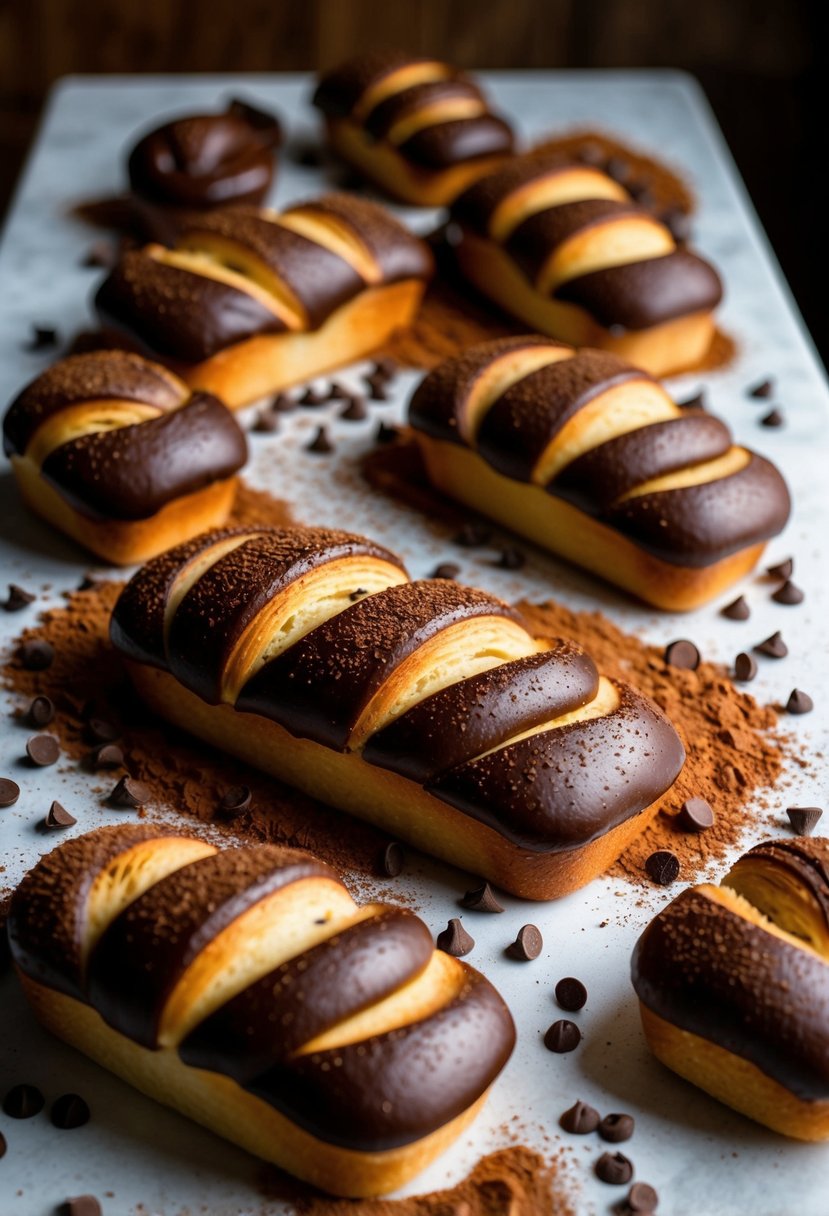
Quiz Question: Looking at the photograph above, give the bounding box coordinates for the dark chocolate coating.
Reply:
[312,52,439,119]
[179,907,433,1080]
[166,529,404,704]
[555,250,724,330]
[605,453,791,567]
[237,580,520,751]
[476,351,640,481]
[551,411,733,509]
[247,968,515,1150]
[451,153,573,234]
[4,350,183,458]
[40,392,246,521]
[399,114,513,168]
[728,838,829,926]
[363,644,599,783]
[506,199,643,287]
[631,886,829,1101]
[96,250,286,363]
[87,846,336,1048]
[363,79,483,142]
[7,824,172,999]
[429,683,685,852]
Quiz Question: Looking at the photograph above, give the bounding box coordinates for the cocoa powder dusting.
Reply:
[228,478,297,528]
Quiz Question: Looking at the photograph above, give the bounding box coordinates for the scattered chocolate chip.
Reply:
[252,408,279,433]
[375,421,402,444]
[460,881,504,913]
[109,776,150,809]
[560,1099,600,1134]
[26,733,60,767]
[78,574,98,591]
[51,1093,90,1129]
[766,557,793,580]
[436,917,474,957]
[365,375,389,402]
[44,801,76,830]
[307,425,333,453]
[270,392,296,413]
[599,1112,635,1143]
[326,381,350,400]
[786,688,813,715]
[340,395,368,421]
[349,588,368,602]
[85,717,120,745]
[431,562,460,580]
[786,806,823,835]
[605,156,631,183]
[596,1151,634,1185]
[82,240,117,269]
[544,1019,581,1053]
[663,639,700,670]
[627,1181,659,1212]
[678,390,706,411]
[373,358,398,380]
[496,546,525,570]
[772,579,804,605]
[761,408,784,428]
[299,386,325,407]
[17,638,54,670]
[506,924,543,960]
[754,630,788,659]
[749,378,774,399]
[2,583,36,612]
[721,595,750,620]
[677,796,715,832]
[59,1198,102,1216]
[27,694,55,727]
[0,777,20,807]
[3,1082,44,1118]
[291,140,324,167]
[453,523,492,547]
[555,977,588,1012]
[89,742,124,770]
[645,850,680,885]
[217,785,251,817]
[379,841,404,877]
[24,324,59,350]
[660,206,692,243]
[0,1129,5,1158]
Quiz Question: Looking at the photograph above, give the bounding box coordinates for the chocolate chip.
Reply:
[663,639,700,670]
[749,378,774,399]
[25,324,59,350]
[660,207,692,243]
[677,796,715,832]
[496,546,525,570]
[299,386,325,407]
[340,395,368,421]
[436,917,474,957]
[761,408,784,428]
[3,1082,44,1118]
[596,1152,634,1185]
[349,588,368,602]
[51,1093,91,1129]
[307,425,333,453]
[645,850,680,885]
[17,638,54,670]
[2,583,36,611]
[732,651,757,682]
[44,801,76,830]
[26,733,60,766]
[26,695,55,727]
[270,392,296,413]
[327,381,350,400]
[560,1100,600,1134]
[59,1198,102,1216]
[627,1182,659,1211]
[291,140,324,167]
[85,717,120,745]
[754,630,788,659]
[0,777,20,807]
[599,1112,635,1143]
[365,375,389,402]
[379,841,404,877]
[217,785,251,817]
[506,924,543,960]
[786,806,823,835]
[786,688,813,715]
[373,358,398,380]
[89,742,125,769]
[82,240,117,269]
[78,574,97,591]
[721,595,750,620]
[431,562,460,580]
[678,390,706,411]
[453,523,492,547]
[460,881,504,913]
[555,977,587,1011]
[544,1019,581,1053]
[772,579,804,605]
[375,421,401,445]
[252,408,279,433]
[766,557,793,580]
[109,776,150,808]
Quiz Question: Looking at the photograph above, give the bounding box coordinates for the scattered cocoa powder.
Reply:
[228,479,297,528]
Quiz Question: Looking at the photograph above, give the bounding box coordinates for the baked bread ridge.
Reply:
[408,336,790,610]
[312,52,514,206]
[2,350,247,565]
[631,836,829,1141]
[449,153,723,376]
[94,192,434,407]
[110,525,685,899]
[8,824,515,1196]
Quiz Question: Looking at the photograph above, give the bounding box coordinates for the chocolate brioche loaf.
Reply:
[409,336,790,610]
[2,350,247,565]
[448,153,723,375]
[313,52,514,206]
[110,525,685,899]
[632,837,829,1141]
[95,192,433,407]
[9,824,515,1195]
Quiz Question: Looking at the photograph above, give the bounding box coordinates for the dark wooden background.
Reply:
[1,0,826,361]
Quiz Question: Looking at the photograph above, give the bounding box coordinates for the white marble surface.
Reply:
[0,71,827,1216]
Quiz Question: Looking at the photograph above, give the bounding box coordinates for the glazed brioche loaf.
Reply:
[2,350,247,565]
[632,836,829,1141]
[95,192,434,407]
[110,525,685,900]
[8,824,515,1195]
[313,52,514,206]
[449,153,723,376]
[409,336,790,610]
